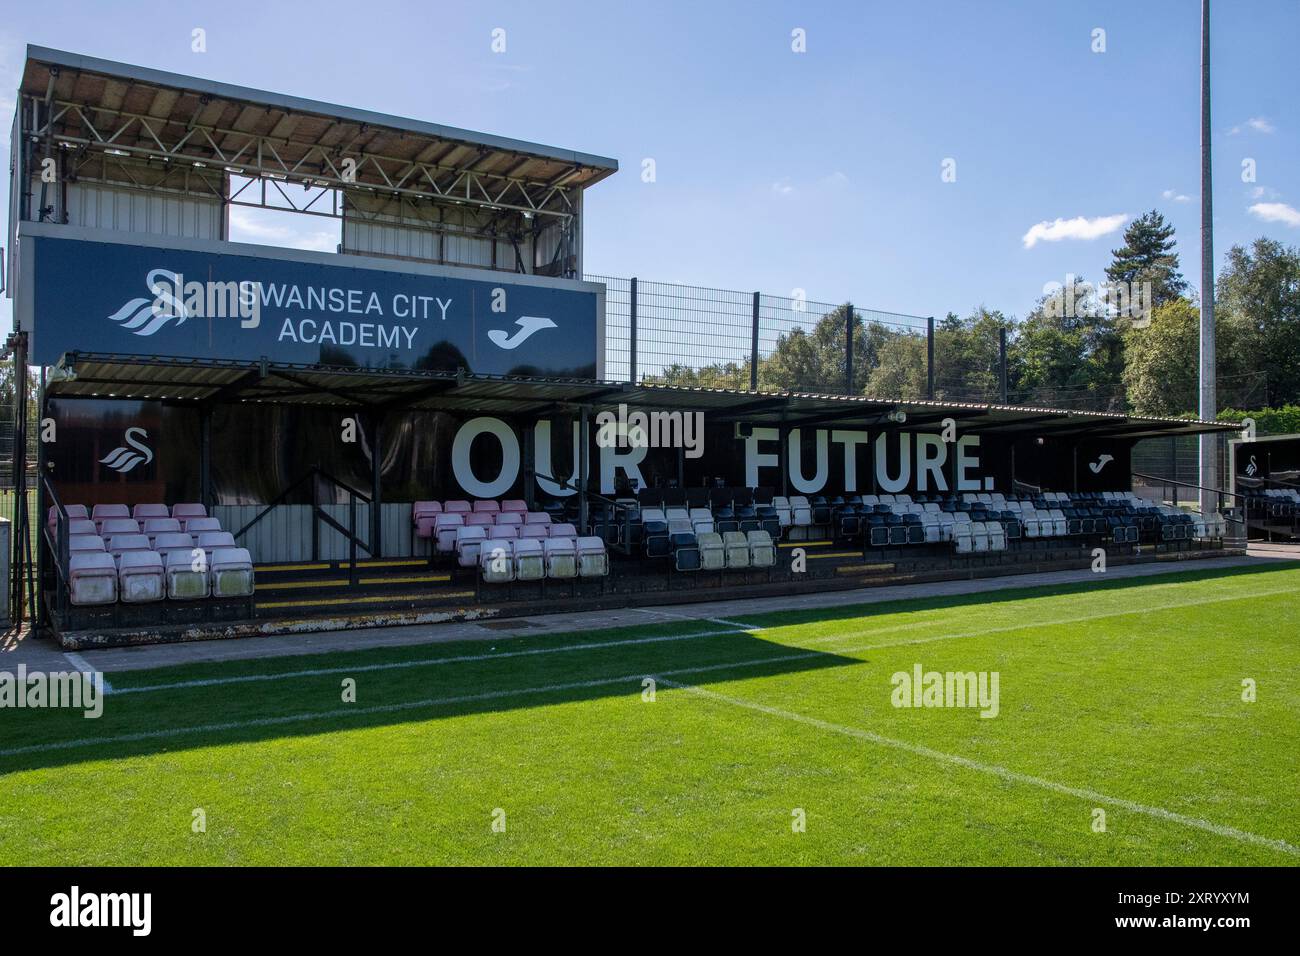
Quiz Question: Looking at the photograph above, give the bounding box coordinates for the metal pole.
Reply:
[998,327,1008,403]
[750,292,760,391]
[1199,0,1218,516]
[578,406,589,532]
[370,411,383,559]
[199,406,212,510]
[628,277,638,384]
[926,316,935,399]
[845,302,854,394]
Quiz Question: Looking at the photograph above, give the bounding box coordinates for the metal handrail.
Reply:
[39,472,71,620]
[233,466,373,583]
[1131,472,1245,504]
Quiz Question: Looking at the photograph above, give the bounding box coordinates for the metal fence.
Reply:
[590,274,930,395]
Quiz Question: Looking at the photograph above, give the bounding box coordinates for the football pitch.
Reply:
[1,563,1296,866]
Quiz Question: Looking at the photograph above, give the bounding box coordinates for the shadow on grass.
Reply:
[737,560,1298,631]
[0,630,859,775]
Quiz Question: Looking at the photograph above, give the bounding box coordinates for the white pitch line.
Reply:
[109,626,753,696]
[0,651,821,759]
[105,584,1292,698]
[64,653,113,693]
[632,607,760,631]
[657,677,1300,858]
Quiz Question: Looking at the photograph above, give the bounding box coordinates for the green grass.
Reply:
[1,563,1297,865]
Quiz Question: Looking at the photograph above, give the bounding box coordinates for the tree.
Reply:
[1106,209,1189,309]
[930,307,1014,402]
[1216,238,1300,408]
[1122,298,1249,416]
[758,304,904,394]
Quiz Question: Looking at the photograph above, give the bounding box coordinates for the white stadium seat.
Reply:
[210,548,255,597]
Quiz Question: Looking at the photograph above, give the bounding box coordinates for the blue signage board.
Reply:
[26,231,602,377]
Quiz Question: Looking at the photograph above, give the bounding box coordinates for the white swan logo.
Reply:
[100,428,154,474]
[1245,455,1258,477]
[488,315,557,350]
[107,269,189,336]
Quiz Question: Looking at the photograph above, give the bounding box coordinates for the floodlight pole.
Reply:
[1198,0,1218,516]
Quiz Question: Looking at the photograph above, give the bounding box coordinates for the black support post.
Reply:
[926,316,936,399]
[750,292,760,391]
[998,327,1008,404]
[578,406,589,532]
[628,277,638,384]
[370,411,384,558]
[845,302,854,394]
[199,405,212,510]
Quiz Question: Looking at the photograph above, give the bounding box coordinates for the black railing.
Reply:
[1130,471,1246,527]
[234,466,373,584]
[39,472,71,622]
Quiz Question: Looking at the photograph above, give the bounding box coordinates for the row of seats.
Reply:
[49,502,253,606]
[673,530,777,572]
[1244,488,1300,521]
[50,502,209,529]
[68,548,253,605]
[453,524,578,566]
[478,536,608,583]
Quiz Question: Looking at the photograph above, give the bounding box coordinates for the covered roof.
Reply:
[18,45,617,212]
[46,353,1240,440]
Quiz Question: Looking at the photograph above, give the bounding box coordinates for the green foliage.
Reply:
[1106,209,1189,308]
[1217,404,1300,435]
[1216,238,1300,409]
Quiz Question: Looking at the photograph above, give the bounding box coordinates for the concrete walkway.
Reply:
[2,551,1288,675]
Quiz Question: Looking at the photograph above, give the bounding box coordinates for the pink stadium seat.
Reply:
[550,523,578,540]
[493,526,519,541]
[68,519,98,536]
[184,517,221,535]
[517,524,549,540]
[91,504,130,525]
[118,549,165,603]
[523,512,551,526]
[197,531,236,555]
[100,518,141,537]
[500,499,527,513]
[49,504,90,525]
[443,500,471,515]
[434,514,465,553]
[69,552,117,605]
[152,532,197,560]
[210,548,255,597]
[143,517,182,541]
[495,512,523,528]
[171,503,208,521]
[108,533,151,562]
[472,500,500,514]
[466,513,495,528]
[165,550,210,600]
[68,535,105,554]
[413,501,442,538]
[132,503,170,520]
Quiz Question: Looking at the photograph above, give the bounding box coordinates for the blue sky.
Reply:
[2,0,1297,328]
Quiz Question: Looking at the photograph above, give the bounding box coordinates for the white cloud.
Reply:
[1230,116,1276,135]
[770,179,795,196]
[1162,189,1192,203]
[1248,202,1300,228]
[1021,213,1128,249]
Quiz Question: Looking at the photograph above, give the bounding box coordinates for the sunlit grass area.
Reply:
[1,564,1296,865]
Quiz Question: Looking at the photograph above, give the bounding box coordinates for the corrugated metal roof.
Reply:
[46,353,1242,440]
[20,45,618,192]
